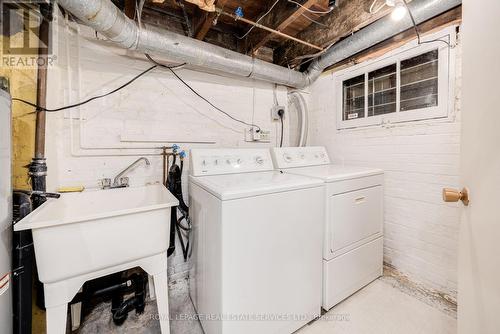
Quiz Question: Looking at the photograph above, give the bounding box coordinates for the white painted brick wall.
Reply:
[44,19,290,281]
[307,41,462,300]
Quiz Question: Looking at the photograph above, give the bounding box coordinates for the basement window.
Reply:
[400,50,439,111]
[368,63,397,117]
[335,27,456,129]
[342,74,365,120]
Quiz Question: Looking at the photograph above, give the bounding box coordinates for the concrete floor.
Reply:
[75,275,456,334]
[77,278,202,334]
[296,279,456,334]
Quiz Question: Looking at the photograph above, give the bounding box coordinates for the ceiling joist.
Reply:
[250,0,328,55]
[195,0,229,40]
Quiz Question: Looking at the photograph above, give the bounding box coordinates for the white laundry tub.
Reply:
[15,184,178,284]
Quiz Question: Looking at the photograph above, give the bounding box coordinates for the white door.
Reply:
[457,0,500,333]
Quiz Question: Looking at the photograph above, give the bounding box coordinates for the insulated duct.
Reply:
[57,0,461,88]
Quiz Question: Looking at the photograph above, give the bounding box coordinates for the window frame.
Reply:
[334,26,457,130]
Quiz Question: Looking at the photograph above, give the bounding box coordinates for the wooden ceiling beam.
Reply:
[195,0,228,40]
[274,0,393,67]
[250,0,325,55]
[217,8,324,51]
[124,0,136,19]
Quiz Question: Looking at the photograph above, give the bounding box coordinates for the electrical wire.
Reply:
[301,12,328,28]
[236,0,281,39]
[140,0,256,132]
[136,0,146,26]
[13,54,259,131]
[140,0,250,134]
[177,0,193,37]
[146,54,262,131]
[13,7,261,133]
[289,39,336,68]
[279,115,284,147]
[369,0,386,14]
[287,0,333,14]
[402,0,453,48]
[12,65,158,112]
[138,2,187,70]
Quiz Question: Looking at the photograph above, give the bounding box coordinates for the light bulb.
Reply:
[391,2,407,21]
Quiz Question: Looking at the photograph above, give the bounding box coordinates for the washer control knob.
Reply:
[283,154,292,162]
[202,159,207,166]
[255,156,264,165]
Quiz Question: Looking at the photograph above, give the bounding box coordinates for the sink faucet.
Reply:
[109,157,151,188]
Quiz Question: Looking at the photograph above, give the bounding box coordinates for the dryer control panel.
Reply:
[190,148,274,176]
[271,146,330,169]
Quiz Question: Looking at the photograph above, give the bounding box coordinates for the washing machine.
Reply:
[188,148,324,334]
[271,146,384,311]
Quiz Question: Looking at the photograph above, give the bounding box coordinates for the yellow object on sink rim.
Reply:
[57,186,85,193]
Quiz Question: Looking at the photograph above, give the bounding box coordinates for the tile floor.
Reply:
[76,276,456,334]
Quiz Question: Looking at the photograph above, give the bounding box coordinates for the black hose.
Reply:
[279,115,284,147]
[166,157,191,258]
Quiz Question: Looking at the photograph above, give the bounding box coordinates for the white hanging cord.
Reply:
[288,0,334,14]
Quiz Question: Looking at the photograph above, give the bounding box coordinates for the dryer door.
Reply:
[328,185,383,259]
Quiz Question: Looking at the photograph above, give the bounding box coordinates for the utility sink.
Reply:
[14,184,178,334]
[15,184,178,283]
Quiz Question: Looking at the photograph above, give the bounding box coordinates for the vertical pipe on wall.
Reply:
[30,3,52,206]
[34,19,48,160]
[29,3,53,312]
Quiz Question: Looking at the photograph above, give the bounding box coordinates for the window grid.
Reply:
[341,49,439,122]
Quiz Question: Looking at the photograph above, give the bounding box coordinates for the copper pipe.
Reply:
[34,13,50,159]
[216,8,324,52]
[162,147,167,186]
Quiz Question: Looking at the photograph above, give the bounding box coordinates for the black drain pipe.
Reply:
[12,192,33,334]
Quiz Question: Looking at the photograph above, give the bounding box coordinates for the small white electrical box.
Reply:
[271,106,286,121]
[245,128,271,142]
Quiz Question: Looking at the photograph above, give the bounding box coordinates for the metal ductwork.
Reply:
[57,0,461,88]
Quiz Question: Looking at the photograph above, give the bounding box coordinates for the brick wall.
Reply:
[307,39,462,301]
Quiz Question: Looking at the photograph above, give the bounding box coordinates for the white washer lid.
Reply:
[282,164,383,182]
[189,171,323,200]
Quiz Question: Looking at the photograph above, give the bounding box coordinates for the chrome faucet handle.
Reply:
[119,177,130,187]
[100,178,112,189]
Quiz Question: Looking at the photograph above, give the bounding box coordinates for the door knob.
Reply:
[442,187,469,206]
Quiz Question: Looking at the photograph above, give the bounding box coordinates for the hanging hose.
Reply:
[288,91,309,147]
[166,148,192,260]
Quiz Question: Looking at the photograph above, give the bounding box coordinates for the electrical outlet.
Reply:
[256,130,271,142]
[271,105,285,121]
[245,128,271,142]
